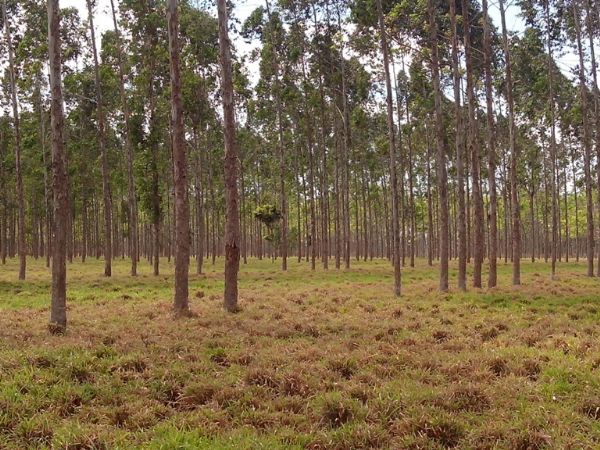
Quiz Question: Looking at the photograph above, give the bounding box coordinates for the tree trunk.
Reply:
[429,0,449,291]
[167,0,190,314]
[218,0,240,312]
[483,0,498,287]
[499,0,521,284]
[377,0,401,296]
[86,0,112,277]
[573,0,595,276]
[3,0,26,280]
[48,0,68,332]
[462,0,484,288]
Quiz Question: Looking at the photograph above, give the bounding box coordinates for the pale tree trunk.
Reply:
[573,0,595,276]
[584,0,600,275]
[167,0,190,314]
[429,0,449,291]
[499,0,521,284]
[264,0,288,271]
[110,0,138,276]
[449,0,466,290]
[3,0,26,280]
[217,0,240,312]
[462,0,484,288]
[377,0,401,296]
[86,0,112,277]
[48,0,68,332]
[483,0,497,287]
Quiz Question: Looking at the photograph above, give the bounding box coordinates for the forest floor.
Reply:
[1,257,600,449]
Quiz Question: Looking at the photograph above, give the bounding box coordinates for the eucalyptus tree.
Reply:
[3,0,26,280]
[86,0,113,277]
[217,0,240,312]
[48,0,68,332]
[167,0,190,315]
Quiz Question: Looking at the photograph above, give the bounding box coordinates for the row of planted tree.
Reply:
[2,0,600,320]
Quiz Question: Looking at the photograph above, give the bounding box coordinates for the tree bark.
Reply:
[377,0,401,296]
[167,0,190,314]
[3,0,26,280]
[573,0,595,276]
[429,0,449,291]
[86,0,112,277]
[48,0,68,332]
[217,0,240,312]
[483,0,498,287]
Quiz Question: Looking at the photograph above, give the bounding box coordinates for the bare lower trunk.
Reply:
[167,0,190,314]
[429,0,449,292]
[48,0,68,332]
[4,0,26,280]
[377,0,401,296]
[218,0,240,312]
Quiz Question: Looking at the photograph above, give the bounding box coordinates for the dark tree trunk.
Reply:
[48,0,68,332]
[218,0,240,312]
[167,0,190,314]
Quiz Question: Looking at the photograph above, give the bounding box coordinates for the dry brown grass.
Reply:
[0,258,600,448]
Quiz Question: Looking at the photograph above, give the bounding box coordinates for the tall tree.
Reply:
[48,0,68,332]
[573,0,594,276]
[3,0,26,280]
[217,0,240,312]
[429,0,449,291]
[499,0,521,284]
[110,0,138,277]
[167,0,190,314]
[463,0,484,287]
[377,0,401,296]
[86,0,112,277]
[449,0,467,290]
[482,0,498,287]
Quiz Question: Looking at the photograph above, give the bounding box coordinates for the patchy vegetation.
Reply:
[1,258,600,448]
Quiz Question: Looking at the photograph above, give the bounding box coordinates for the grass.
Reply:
[1,256,600,448]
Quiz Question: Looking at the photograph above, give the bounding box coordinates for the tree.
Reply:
[217,0,240,312]
[377,0,401,296]
[48,0,68,333]
[86,0,113,277]
[449,0,467,290]
[428,0,449,291]
[110,0,138,277]
[167,0,190,315]
[500,0,521,284]
[3,0,26,280]
[482,0,498,287]
[462,0,485,288]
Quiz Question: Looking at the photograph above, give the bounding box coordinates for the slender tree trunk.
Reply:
[48,0,68,332]
[449,0,466,290]
[483,0,498,287]
[463,0,484,287]
[429,0,449,291]
[110,0,137,276]
[573,0,595,276]
[167,0,190,314]
[4,0,26,280]
[377,0,401,296]
[500,0,521,284]
[86,0,112,277]
[218,0,240,312]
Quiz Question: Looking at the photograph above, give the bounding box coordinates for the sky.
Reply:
[63,0,577,82]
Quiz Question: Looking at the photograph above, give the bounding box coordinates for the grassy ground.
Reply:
[1,256,600,449]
